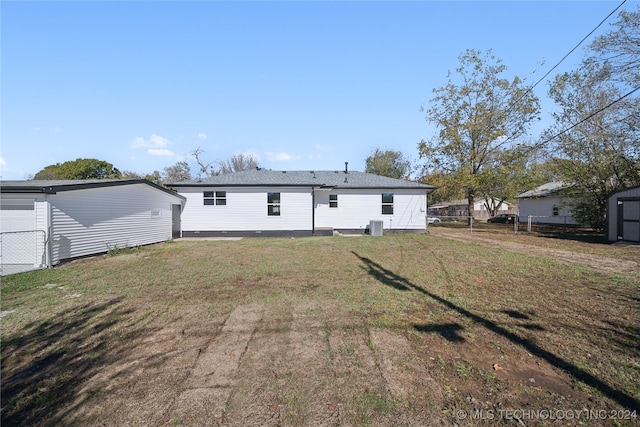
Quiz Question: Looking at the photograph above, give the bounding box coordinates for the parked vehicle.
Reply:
[427,217,441,224]
[487,214,517,224]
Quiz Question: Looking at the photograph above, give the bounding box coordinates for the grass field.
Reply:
[1,231,639,426]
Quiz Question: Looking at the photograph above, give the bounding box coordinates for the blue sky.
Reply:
[1,1,636,180]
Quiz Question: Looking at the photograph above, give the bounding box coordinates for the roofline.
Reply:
[1,179,186,201]
[169,183,436,191]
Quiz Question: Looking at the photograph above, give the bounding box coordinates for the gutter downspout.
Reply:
[311,187,315,236]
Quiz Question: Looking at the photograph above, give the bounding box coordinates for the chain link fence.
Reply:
[0,230,48,276]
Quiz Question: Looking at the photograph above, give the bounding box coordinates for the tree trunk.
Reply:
[467,191,474,226]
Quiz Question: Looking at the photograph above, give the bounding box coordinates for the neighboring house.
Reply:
[429,198,515,219]
[169,167,435,237]
[516,182,579,226]
[0,180,185,275]
[606,186,640,243]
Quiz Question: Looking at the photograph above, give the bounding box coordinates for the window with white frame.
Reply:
[382,193,394,215]
[268,192,281,216]
[329,194,338,208]
[204,191,227,206]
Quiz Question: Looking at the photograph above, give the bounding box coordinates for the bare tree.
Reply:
[191,147,216,178]
[218,153,259,174]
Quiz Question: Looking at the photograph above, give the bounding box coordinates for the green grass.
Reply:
[1,234,639,426]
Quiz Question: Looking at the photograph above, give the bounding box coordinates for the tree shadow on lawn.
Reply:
[1,297,153,426]
[351,251,640,410]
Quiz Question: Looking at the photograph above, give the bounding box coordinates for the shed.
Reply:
[606,186,640,243]
[169,167,435,237]
[0,180,185,275]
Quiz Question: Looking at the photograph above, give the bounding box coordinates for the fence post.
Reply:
[528,216,532,233]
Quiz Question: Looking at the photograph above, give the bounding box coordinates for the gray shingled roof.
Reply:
[169,169,435,190]
[516,181,570,199]
[1,179,185,200]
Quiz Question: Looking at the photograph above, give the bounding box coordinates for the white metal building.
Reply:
[607,186,640,243]
[169,167,435,237]
[0,180,185,275]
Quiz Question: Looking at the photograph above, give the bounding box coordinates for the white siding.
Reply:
[180,187,313,232]
[519,197,578,225]
[313,189,426,231]
[50,184,178,264]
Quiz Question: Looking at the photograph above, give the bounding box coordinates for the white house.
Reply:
[429,198,515,219]
[516,182,579,226]
[169,167,435,237]
[0,180,185,275]
[606,186,640,243]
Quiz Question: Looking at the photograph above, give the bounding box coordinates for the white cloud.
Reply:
[0,156,6,167]
[198,133,207,139]
[147,148,175,157]
[265,151,300,162]
[131,134,172,149]
[314,144,332,151]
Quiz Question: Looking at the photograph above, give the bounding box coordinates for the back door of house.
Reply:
[171,204,181,239]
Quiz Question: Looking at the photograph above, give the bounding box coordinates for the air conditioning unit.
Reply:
[369,220,383,236]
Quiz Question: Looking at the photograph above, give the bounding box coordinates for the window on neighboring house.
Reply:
[552,205,559,216]
[329,194,338,208]
[382,193,394,215]
[204,191,227,205]
[268,192,281,216]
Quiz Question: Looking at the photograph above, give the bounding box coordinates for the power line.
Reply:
[497,0,629,149]
[534,85,639,149]
[526,0,627,95]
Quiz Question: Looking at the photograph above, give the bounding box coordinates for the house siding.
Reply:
[179,187,427,235]
[518,196,579,225]
[314,189,426,231]
[180,187,313,234]
[49,183,177,264]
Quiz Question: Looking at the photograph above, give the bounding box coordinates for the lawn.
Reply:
[1,233,639,426]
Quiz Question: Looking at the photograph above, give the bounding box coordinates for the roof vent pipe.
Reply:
[345,162,349,174]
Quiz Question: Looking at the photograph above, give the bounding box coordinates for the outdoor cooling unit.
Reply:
[369,220,383,236]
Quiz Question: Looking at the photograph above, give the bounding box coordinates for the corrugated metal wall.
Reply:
[50,184,178,264]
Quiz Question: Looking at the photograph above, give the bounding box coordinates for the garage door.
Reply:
[0,199,44,275]
[1,199,36,232]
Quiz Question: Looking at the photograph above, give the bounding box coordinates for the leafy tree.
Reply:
[144,171,163,185]
[163,160,191,183]
[418,49,540,221]
[587,6,639,89]
[217,153,259,174]
[120,170,144,180]
[543,64,640,230]
[34,158,122,180]
[364,148,411,179]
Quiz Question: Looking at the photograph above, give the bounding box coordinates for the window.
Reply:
[382,193,394,215]
[552,205,559,216]
[329,194,338,208]
[268,192,281,216]
[204,191,226,206]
